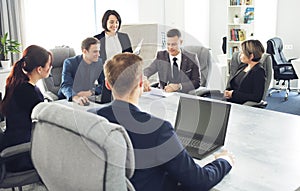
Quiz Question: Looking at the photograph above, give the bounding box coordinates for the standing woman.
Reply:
[224,39,266,104]
[94,10,133,102]
[0,45,52,172]
[94,10,133,62]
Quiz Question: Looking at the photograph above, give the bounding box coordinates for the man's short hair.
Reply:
[167,29,182,38]
[104,53,143,95]
[81,37,100,51]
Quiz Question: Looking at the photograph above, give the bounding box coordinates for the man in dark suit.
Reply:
[144,28,200,93]
[97,53,234,191]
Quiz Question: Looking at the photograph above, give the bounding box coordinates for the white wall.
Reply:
[22,0,300,60]
[95,0,139,32]
[23,0,139,53]
[276,0,300,58]
[209,0,227,59]
[23,0,96,53]
[254,0,278,48]
[139,0,209,47]
[184,0,209,47]
[138,0,164,24]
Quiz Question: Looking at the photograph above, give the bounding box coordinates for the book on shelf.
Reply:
[244,7,254,24]
[230,28,246,41]
[245,0,252,5]
[230,0,252,6]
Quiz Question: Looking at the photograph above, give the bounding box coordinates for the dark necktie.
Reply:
[172,57,179,80]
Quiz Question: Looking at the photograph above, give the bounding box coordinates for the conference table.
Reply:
[58,92,300,191]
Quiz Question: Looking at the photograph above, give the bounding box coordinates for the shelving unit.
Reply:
[227,0,255,60]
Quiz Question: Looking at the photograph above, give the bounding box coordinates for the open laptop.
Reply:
[174,96,231,160]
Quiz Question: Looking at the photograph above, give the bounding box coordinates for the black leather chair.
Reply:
[0,143,41,191]
[266,37,299,101]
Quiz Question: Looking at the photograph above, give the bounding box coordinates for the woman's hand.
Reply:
[224,90,233,99]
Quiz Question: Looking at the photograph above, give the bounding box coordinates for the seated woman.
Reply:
[0,45,52,172]
[224,39,266,104]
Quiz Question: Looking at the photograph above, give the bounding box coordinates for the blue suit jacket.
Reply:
[97,100,232,191]
[58,55,104,101]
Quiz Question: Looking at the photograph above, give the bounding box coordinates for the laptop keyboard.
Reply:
[178,136,211,150]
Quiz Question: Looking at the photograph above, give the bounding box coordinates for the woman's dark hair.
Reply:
[102,10,122,32]
[241,39,265,62]
[0,45,52,115]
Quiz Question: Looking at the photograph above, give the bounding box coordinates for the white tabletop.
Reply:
[139,93,300,191]
[57,92,300,191]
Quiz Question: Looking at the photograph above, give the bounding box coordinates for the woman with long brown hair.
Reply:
[0,45,52,172]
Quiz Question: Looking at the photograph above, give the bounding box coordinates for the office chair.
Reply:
[0,142,41,191]
[266,37,299,101]
[0,94,41,191]
[31,102,135,191]
[184,45,212,88]
[229,51,273,108]
[42,46,75,101]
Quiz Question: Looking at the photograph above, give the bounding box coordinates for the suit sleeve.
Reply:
[232,68,266,103]
[157,122,232,190]
[122,33,133,53]
[60,59,76,101]
[143,52,160,79]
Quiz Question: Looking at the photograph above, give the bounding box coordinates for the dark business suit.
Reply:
[226,63,266,104]
[94,31,133,102]
[97,100,232,191]
[94,31,133,62]
[144,49,200,93]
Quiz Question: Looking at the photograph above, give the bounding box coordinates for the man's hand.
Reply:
[164,83,181,92]
[214,149,235,167]
[224,90,233,99]
[143,79,151,92]
[72,95,90,106]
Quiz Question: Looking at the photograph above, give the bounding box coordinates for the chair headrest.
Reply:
[267,37,283,53]
[31,102,135,178]
[50,46,76,68]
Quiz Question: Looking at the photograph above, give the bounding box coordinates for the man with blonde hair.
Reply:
[97,53,234,191]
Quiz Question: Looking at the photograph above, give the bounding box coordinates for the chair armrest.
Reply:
[43,91,59,102]
[0,142,31,159]
[126,178,135,191]
[275,63,293,67]
[193,87,221,97]
[243,100,268,108]
[288,58,298,62]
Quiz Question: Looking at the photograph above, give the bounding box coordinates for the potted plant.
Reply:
[0,32,21,69]
[233,14,240,24]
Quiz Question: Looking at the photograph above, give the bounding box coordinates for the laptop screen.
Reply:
[174,96,231,146]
